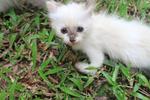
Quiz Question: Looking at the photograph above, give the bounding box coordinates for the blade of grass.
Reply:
[44,67,64,75]
[8,34,17,48]
[59,86,82,97]
[137,74,150,89]
[102,72,116,86]
[132,92,150,100]
[84,77,94,88]
[0,91,6,100]
[31,40,37,70]
[0,33,4,47]
[38,58,53,88]
[9,80,17,100]
[69,78,84,91]
[112,65,120,82]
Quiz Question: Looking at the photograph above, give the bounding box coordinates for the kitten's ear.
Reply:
[46,1,61,12]
[85,0,96,15]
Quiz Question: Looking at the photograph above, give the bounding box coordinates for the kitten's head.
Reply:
[46,1,94,46]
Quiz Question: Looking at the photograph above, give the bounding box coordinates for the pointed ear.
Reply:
[46,1,61,12]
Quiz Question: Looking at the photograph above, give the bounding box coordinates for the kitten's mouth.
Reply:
[67,41,78,46]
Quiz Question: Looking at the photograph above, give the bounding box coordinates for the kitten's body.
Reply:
[0,0,46,12]
[46,1,150,75]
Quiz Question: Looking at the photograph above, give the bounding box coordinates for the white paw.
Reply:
[75,62,98,75]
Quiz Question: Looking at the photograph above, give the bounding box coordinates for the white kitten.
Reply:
[46,1,150,75]
[0,0,46,12]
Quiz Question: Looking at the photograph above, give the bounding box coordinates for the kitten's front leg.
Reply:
[75,48,104,75]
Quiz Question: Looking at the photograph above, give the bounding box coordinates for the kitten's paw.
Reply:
[75,62,97,75]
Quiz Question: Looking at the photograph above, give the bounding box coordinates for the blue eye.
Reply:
[77,26,84,32]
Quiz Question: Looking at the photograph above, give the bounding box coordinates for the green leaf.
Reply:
[38,59,53,88]
[63,0,70,4]
[31,40,37,70]
[108,0,116,13]
[137,74,150,89]
[113,87,127,100]
[44,67,64,75]
[112,65,120,82]
[120,64,131,79]
[40,58,51,70]
[8,10,18,24]
[47,29,55,45]
[132,92,150,100]
[119,0,128,17]
[14,44,25,59]
[85,66,98,71]
[59,86,82,97]
[28,34,39,44]
[9,80,17,100]
[57,45,67,62]
[0,33,4,47]
[69,78,84,91]
[34,14,40,26]
[38,69,53,88]
[0,67,12,76]
[9,34,17,48]
[20,23,30,35]
[84,77,94,88]
[102,72,116,86]
[0,91,6,100]
[59,72,70,86]
[133,84,140,92]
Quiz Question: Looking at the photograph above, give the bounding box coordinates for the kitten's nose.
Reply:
[70,39,75,43]
[69,34,76,43]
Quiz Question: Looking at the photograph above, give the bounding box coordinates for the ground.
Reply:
[0,0,150,100]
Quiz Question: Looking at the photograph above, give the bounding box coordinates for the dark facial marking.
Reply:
[77,26,84,32]
[61,27,68,34]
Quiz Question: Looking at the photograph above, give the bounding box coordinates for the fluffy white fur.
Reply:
[0,0,46,12]
[46,1,150,75]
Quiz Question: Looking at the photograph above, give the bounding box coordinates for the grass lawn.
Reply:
[0,0,150,99]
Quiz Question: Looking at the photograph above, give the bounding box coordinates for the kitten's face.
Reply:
[46,1,92,46]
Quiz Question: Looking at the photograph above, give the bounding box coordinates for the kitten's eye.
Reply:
[77,26,84,32]
[61,27,68,34]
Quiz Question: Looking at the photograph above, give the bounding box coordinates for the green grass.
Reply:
[0,0,150,99]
